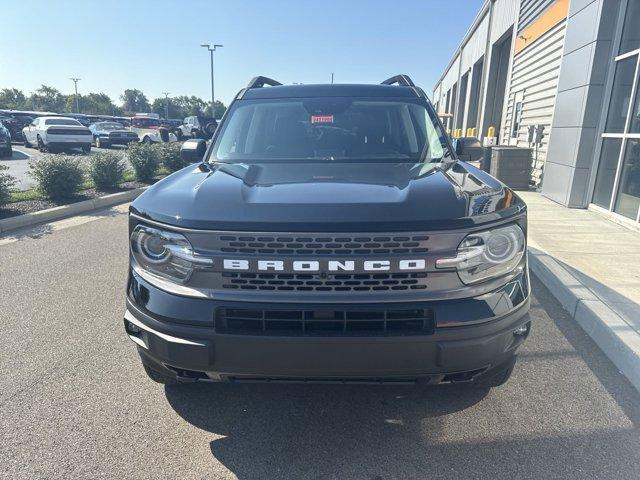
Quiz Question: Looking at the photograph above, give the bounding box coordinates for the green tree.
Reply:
[29,85,67,112]
[151,97,183,119]
[65,92,122,115]
[175,96,209,116]
[207,100,227,119]
[120,89,150,114]
[0,88,27,110]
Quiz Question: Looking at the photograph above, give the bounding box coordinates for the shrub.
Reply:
[29,155,84,199]
[158,142,187,172]
[88,152,126,190]
[127,143,159,182]
[0,164,17,207]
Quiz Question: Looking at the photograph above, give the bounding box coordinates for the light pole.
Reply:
[69,77,81,113]
[162,92,170,120]
[200,43,223,118]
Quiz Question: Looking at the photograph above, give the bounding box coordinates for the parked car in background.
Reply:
[89,121,139,148]
[66,113,93,126]
[0,123,12,158]
[0,112,34,141]
[177,115,217,140]
[129,114,177,144]
[22,116,93,153]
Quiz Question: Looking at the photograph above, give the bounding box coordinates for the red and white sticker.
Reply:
[311,115,334,124]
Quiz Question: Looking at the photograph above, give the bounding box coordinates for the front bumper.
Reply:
[124,271,531,384]
[46,141,91,149]
[105,136,138,145]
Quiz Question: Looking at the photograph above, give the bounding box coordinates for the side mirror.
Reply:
[453,137,483,163]
[180,139,207,163]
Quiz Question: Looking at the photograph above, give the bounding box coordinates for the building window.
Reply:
[619,0,640,55]
[614,139,640,219]
[592,0,640,222]
[593,138,623,208]
[604,57,636,133]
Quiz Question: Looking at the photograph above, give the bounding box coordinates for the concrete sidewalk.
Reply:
[520,191,640,391]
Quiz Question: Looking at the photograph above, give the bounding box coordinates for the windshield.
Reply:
[210,98,449,163]
[45,118,82,126]
[133,118,160,128]
[98,122,124,130]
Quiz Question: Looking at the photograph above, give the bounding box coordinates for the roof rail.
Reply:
[246,76,282,89]
[381,75,415,87]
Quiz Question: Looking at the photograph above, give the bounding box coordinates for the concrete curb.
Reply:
[0,187,147,235]
[529,247,640,392]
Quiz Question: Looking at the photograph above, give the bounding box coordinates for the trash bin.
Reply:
[489,146,532,189]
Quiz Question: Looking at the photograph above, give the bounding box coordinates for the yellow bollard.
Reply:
[487,126,496,138]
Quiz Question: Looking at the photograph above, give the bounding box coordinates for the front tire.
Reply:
[82,144,91,154]
[23,137,32,148]
[143,364,178,385]
[142,136,153,144]
[37,135,47,152]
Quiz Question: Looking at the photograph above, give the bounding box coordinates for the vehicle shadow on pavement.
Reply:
[163,276,640,479]
[528,275,640,428]
[165,382,489,479]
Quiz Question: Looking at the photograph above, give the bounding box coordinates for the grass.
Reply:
[6,168,161,204]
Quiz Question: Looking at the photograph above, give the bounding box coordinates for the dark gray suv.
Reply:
[124,75,530,388]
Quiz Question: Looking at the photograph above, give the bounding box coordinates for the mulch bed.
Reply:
[0,181,148,220]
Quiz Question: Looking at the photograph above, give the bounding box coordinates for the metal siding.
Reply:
[501,20,566,185]
[460,14,490,72]
[518,0,556,33]
[490,0,519,44]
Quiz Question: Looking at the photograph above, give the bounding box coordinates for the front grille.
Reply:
[216,234,429,255]
[215,307,435,336]
[222,272,428,291]
[47,128,91,135]
[109,132,135,138]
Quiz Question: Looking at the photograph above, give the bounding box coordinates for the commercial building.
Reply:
[434,0,640,225]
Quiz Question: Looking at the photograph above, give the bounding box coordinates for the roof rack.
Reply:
[246,76,282,89]
[381,75,415,87]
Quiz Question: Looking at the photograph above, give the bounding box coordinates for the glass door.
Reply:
[592,0,640,223]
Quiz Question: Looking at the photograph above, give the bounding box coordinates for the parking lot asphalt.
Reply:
[0,206,639,480]
[0,143,127,190]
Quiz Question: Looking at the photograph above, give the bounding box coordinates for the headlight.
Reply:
[130,225,211,284]
[436,224,525,285]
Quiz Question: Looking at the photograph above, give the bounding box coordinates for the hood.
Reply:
[102,129,134,134]
[131,161,526,232]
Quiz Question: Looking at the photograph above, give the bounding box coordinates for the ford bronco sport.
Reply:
[124,75,530,388]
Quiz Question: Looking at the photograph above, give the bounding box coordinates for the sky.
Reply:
[1,0,484,107]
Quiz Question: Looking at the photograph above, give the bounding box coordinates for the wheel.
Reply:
[36,135,47,152]
[472,356,516,388]
[191,129,198,139]
[142,136,153,144]
[0,148,11,158]
[204,122,217,137]
[174,129,183,141]
[81,144,91,154]
[23,137,32,148]
[143,364,178,385]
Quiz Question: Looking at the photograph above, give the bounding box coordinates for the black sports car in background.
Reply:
[89,121,139,148]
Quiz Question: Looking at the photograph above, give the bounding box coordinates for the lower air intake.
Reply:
[215,307,435,337]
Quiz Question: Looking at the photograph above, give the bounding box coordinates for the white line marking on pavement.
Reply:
[0,203,129,247]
